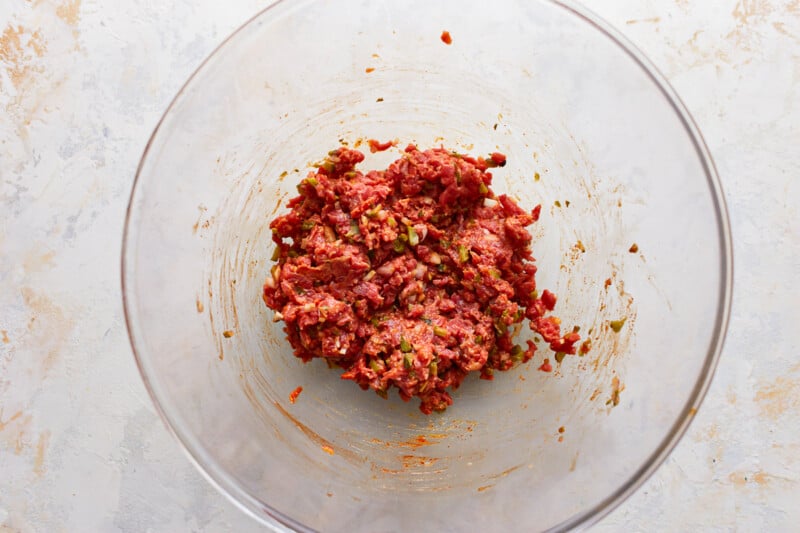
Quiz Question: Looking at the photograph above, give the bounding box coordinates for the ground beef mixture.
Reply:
[263,144,580,414]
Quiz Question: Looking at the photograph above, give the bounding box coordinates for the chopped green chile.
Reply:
[433,326,448,337]
[511,344,524,359]
[407,225,419,246]
[609,318,627,332]
[400,338,413,352]
[457,244,470,263]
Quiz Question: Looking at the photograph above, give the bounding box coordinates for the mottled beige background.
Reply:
[1,0,798,531]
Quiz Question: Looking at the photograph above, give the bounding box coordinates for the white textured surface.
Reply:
[0,0,798,531]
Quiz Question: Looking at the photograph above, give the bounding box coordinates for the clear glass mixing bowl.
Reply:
[122,1,732,530]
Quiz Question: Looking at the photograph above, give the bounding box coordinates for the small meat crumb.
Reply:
[289,386,303,404]
[629,243,639,253]
[222,330,234,338]
[440,30,453,45]
[367,138,397,153]
[365,67,375,73]
[321,445,335,455]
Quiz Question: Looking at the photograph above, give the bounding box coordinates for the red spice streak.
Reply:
[264,145,578,413]
[440,30,453,45]
[289,386,303,404]
[367,138,397,153]
[538,359,552,372]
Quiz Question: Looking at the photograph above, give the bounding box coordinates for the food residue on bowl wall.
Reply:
[289,386,303,404]
[440,30,452,45]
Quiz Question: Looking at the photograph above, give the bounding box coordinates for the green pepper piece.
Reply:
[347,220,360,237]
[510,344,524,361]
[400,338,412,353]
[433,326,448,337]
[429,361,438,377]
[403,353,414,369]
[457,244,470,263]
[300,220,315,231]
[407,225,419,247]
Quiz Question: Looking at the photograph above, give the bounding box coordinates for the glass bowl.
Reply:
[122,0,732,531]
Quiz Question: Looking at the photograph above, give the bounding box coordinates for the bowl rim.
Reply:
[121,1,734,531]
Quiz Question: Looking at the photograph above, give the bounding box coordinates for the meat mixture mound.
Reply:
[263,144,580,414]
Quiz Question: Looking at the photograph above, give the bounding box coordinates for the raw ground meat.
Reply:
[263,144,580,414]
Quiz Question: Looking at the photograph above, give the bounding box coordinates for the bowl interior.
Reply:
[124,0,731,531]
